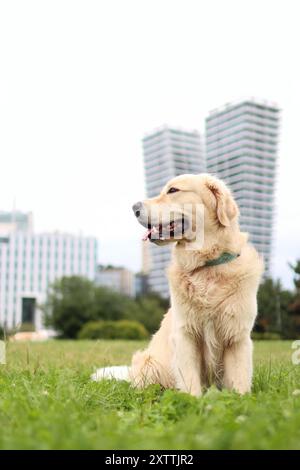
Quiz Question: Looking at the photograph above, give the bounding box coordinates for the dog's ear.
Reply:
[205,179,238,227]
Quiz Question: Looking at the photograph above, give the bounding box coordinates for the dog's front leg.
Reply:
[171,297,201,396]
[172,326,201,396]
[223,336,253,394]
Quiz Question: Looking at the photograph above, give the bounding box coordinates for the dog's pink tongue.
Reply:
[142,229,152,241]
[142,226,158,241]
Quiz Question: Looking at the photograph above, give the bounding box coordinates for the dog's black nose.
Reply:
[132,201,142,217]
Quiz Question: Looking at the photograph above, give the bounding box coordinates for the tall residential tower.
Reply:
[206,98,280,275]
[142,125,205,297]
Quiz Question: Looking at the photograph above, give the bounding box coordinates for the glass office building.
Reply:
[0,226,98,329]
[142,125,205,297]
[206,99,280,275]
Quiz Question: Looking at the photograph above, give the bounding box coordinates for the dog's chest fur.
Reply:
[168,263,242,346]
[168,264,245,384]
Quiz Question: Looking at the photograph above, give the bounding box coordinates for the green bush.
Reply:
[78,320,149,340]
[251,331,282,341]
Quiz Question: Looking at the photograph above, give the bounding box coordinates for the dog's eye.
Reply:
[167,187,180,194]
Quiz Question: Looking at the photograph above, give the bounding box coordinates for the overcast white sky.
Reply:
[0,0,299,288]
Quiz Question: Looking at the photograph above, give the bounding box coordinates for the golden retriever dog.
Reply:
[128,173,264,396]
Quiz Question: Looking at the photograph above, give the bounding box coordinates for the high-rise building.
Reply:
[0,222,98,329]
[95,266,135,297]
[142,125,205,297]
[135,272,149,297]
[206,98,280,275]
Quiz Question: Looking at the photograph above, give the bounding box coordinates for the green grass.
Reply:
[0,339,300,449]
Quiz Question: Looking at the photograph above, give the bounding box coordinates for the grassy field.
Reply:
[0,339,300,449]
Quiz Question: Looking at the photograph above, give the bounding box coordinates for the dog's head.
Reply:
[132,173,239,247]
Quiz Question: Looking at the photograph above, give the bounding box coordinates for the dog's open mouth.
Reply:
[142,218,187,242]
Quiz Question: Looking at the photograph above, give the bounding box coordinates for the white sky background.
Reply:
[0,0,299,288]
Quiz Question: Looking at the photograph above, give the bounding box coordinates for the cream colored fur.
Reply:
[130,173,264,395]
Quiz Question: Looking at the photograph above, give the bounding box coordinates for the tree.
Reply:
[280,288,296,338]
[287,260,300,336]
[288,260,300,315]
[93,286,140,321]
[289,260,300,294]
[133,295,167,334]
[256,278,282,332]
[256,276,295,338]
[44,276,142,338]
[257,278,292,333]
[44,276,98,338]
